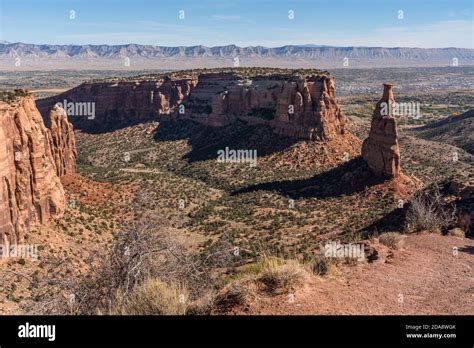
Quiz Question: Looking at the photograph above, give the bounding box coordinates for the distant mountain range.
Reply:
[1,42,472,70]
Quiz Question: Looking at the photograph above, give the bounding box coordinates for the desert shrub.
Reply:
[52,219,175,314]
[257,260,306,295]
[311,255,330,276]
[405,188,456,233]
[112,278,188,315]
[448,228,465,238]
[43,211,241,314]
[213,279,257,311]
[223,256,283,284]
[379,232,404,250]
[310,255,341,277]
[186,290,216,315]
[0,89,30,104]
[213,253,310,313]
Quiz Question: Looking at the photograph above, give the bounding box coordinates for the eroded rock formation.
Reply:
[49,104,77,176]
[38,77,198,132]
[206,75,346,140]
[0,94,76,247]
[362,83,401,178]
[37,69,346,141]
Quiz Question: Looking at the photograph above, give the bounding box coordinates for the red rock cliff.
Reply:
[205,75,345,140]
[37,69,346,141]
[0,95,76,247]
[37,77,198,132]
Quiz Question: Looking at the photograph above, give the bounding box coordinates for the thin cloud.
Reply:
[211,15,243,21]
[242,20,473,48]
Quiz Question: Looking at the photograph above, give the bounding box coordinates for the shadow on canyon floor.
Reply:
[459,245,474,255]
[231,156,384,199]
[362,206,409,237]
[153,119,300,162]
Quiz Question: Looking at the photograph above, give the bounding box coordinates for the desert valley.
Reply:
[0,63,472,316]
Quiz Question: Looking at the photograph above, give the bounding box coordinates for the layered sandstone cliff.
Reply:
[37,76,198,132]
[37,68,346,141]
[362,83,401,178]
[0,94,76,247]
[204,74,346,140]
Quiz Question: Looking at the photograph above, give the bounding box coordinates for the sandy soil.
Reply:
[232,233,474,315]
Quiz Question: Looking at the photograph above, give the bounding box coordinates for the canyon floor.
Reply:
[2,115,471,315]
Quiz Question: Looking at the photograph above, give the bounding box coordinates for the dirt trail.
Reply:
[236,233,474,315]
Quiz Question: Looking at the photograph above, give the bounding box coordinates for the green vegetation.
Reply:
[0,89,30,104]
[88,67,331,84]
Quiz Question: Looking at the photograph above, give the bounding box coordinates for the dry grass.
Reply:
[213,255,311,312]
[213,279,257,311]
[256,259,307,295]
[186,290,217,315]
[379,232,404,250]
[113,278,188,315]
[448,228,465,238]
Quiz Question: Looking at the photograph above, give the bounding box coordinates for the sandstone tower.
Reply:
[362,83,401,178]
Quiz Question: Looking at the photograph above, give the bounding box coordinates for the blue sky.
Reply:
[0,0,472,48]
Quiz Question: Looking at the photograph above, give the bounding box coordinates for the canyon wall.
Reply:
[37,69,346,141]
[38,77,198,132]
[0,94,76,247]
[362,83,401,178]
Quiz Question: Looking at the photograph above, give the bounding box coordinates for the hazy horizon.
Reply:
[1,41,472,50]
